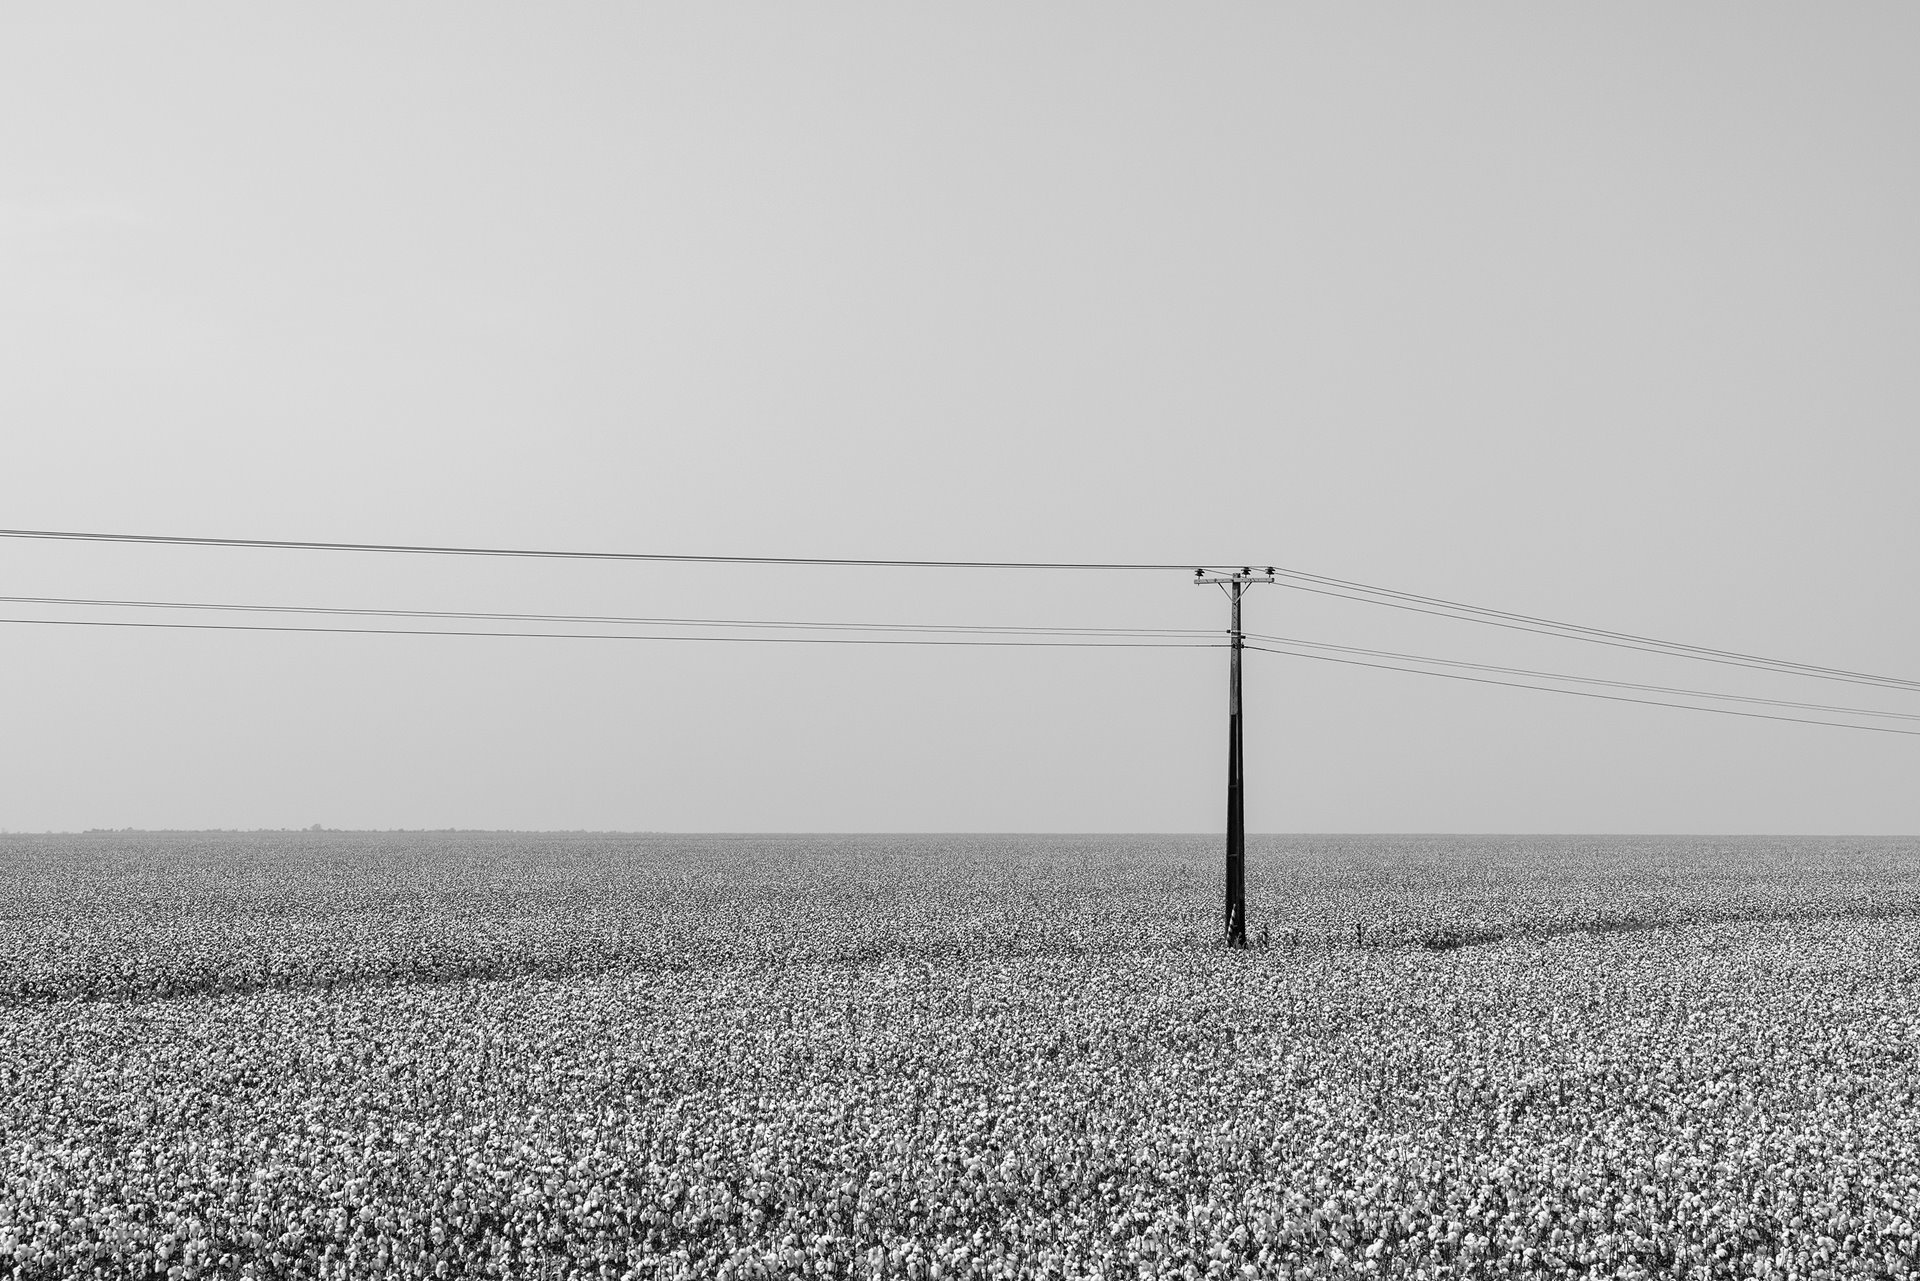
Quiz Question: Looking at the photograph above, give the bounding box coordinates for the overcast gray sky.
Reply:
[3,5,1916,833]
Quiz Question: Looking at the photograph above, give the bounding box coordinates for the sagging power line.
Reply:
[1244,643,1920,739]
[0,595,1213,641]
[10,525,1913,693]
[8,599,1912,726]
[8,600,1908,728]
[0,527,1205,573]
[0,616,1218,650]
[1243,633,1920,723]
[1265,569,1920,696]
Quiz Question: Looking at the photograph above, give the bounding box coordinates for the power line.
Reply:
[0,616,1220,649]
[10,525,1912,691]
[1267,566,1920,695]
[1243,632,1920,723]
[28,594,1903,721]
[1244,642,1920,739]
[20,590,1902,719]
[0,595,1212,640]
[8,523,1915,710]
[0,528,1205,572]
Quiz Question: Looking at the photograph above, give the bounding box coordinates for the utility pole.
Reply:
[1195,566,1277,946]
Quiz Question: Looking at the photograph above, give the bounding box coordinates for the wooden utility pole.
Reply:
[1195,567,1276,946]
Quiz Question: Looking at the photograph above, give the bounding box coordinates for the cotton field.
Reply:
[4,834,1919,1279]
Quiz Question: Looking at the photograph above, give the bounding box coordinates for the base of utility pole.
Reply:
[1195,566,1276,948]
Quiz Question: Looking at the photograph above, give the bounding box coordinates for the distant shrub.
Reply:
[1415,923,1506,951]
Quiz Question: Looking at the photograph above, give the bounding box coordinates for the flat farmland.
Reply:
[4,833,1919,1280]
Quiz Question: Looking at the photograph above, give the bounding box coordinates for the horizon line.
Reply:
[5,828,1916,840]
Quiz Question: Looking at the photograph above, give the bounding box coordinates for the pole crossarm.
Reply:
[1193,568,1278,586]
[1193,568,1275,946]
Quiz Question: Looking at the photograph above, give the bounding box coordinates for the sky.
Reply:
[3,5,1917,833]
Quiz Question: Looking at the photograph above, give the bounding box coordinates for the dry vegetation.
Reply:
[4,833,1919,1279]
